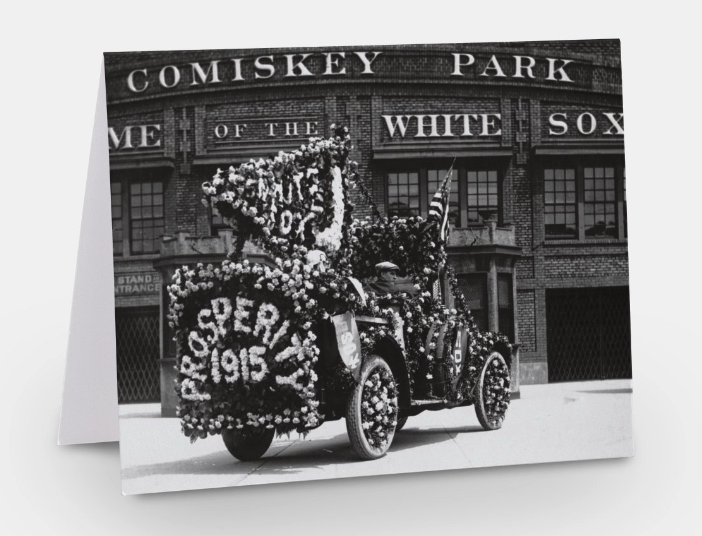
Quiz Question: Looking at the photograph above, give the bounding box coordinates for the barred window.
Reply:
[467,170,499,223]
[584,166,616,237]
[111,182,123,257]
[387,172,420,218]
[544,168,577,238]
[543,160,626,241]
[386,165,502,227]
[130,181,164,254]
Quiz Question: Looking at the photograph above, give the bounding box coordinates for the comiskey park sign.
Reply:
[123,51,576,93]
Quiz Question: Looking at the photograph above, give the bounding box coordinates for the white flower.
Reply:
[187,331,209,358]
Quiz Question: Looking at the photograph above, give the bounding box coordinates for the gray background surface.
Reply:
[1,1,699,534]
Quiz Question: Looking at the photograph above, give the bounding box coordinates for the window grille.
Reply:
[467,170,499,223]
[584,166,617,237]
[387,172,420,218]
[544,168,577,238]
[546,287,632,382]
[115,308,161,403]
[111,182,123,256]
[130,181,164,254]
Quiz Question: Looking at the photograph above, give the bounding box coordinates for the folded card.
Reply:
[60,40,634,495]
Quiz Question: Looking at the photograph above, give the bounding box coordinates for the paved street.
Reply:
[119,379,633,495]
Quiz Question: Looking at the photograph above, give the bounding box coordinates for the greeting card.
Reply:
[60,40,633,494]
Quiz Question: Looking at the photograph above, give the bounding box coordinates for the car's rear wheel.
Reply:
[222,426,275,461]
[475,352,511,430]
[346,355,399,459]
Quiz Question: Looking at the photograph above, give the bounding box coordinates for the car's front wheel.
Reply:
[346,355,399,460]
[474,352,511,430]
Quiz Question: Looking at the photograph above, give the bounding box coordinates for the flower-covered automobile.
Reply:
[167,127,512,461]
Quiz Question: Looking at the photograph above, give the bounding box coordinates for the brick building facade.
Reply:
[105,40,630,405]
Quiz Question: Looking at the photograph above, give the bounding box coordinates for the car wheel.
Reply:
[346,355,399,460]
[222,426,275,461]
[475,352,511,431]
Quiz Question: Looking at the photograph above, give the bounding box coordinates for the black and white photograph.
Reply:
[105,41,633,495]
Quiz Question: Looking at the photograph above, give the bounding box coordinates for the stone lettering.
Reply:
[546,58,574,82]
[548,113,568,135]
[354,51,382,74]
[159,65,181,88]
[547,112,625,136]
[108,126,133,149]
[451,53,475,76]
[513,56,536,79]
[324,52,346,75]
[190,61,221,85]
[576,112,597,135]
[284,54,313,77]
[603,113,625,135]
[127,69,148,93]
[480,55,507,78]
[231,58,244,81]
[382,115,411,137]
[254,56,275,79]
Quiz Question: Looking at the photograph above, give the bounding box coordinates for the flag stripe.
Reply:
[427,164,454,241]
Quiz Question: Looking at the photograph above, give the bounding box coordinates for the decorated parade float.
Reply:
[167,127,512,461]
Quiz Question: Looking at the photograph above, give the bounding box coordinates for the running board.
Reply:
[411,399,446,407]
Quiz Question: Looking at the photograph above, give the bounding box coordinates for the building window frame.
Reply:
[386,169,421,220]
[541,157,627,242]
[457,272,489,332]
[111,181,124,257]
[110,170,167,258]
[384,160,505,227]
[210,206,229,235]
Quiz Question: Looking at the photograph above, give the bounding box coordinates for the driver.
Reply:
[366,261,400,295]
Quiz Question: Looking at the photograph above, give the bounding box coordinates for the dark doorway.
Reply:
[546,287,632,382]
[115,307,161,403]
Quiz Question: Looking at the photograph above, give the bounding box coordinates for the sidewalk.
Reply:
[119,379,633,495]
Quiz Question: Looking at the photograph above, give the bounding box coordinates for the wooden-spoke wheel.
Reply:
[346,355,399,460]
[475,352,511,430]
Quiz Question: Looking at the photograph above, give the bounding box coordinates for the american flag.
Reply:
[427,161,455,242]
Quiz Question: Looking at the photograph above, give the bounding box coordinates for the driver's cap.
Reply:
[375,261,399,273]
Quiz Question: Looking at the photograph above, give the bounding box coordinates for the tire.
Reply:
[222,426,275,461]
[346,355,399,460]
[395,416,409,432]
[475,352,511,431]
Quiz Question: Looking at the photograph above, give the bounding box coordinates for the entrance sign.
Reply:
[114,272,160,295]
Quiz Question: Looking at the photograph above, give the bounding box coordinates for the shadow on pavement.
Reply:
[119,411,163,420]
[390,425,484,452]
[577,388,633,395]
[121,424,484,481]
[121,449,271,480]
